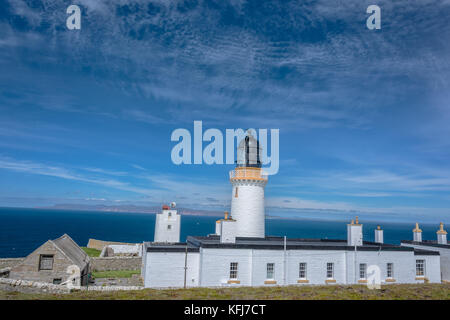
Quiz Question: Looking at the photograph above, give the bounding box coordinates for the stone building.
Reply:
[9,234,90,286]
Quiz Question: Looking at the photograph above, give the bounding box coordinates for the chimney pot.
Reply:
[437,222,448,244]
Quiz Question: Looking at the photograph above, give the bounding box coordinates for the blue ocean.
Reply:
[0,207,440,258]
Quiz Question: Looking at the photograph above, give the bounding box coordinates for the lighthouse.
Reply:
[229,131,268,238]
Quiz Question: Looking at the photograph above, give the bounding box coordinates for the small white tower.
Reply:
[374,225,383,244]
[347,216,363,246]
[413,222,422,242]
[229,131,267,238]
[216,212,237,244]
[437,222,447,244]
[154,203,181,243]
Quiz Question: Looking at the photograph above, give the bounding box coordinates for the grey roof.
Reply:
[144,236,439,255]
[52,234,90,269]
[186,235,417,251]
[413,249,440,256]
[144,242,199,252]
[144,235,418,252]
[401,240,450,249]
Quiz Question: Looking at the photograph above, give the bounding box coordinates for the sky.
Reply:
[0,0,449,223]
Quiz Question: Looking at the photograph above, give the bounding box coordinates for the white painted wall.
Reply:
[351,251,416,284]
[143,251,199,288]
[230,182,266,238]
[347,225,363,246]
[199,248,252,287]
[413,231,422,242]
[375,229,384,244]
[437,234,447,245]
[102,244,142,257]
[401,242,447,281]
[251,250,285,286]
[142,246,442,288]
[414,254,441,283]
[288,250,347,285]
[154,209,181,243]
[220,220,237,243]
[215,220,221,236]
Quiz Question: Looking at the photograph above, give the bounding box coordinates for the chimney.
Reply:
[215,219,222,236]
[374,225,383,244]
[413,223,422,242]
[216,212,230,236]
[220,218,236,244]
[437,222,447,245]
[347,216,363,246]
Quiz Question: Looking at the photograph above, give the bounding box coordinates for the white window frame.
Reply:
[416,259,425,276]
[326,262,334,279]
[230,262,238,279]
[266,263,275,280]
[387,263,394,278]
[299,262,307,279]
[359,263,367,280]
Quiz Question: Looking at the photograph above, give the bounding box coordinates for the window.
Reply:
[359,263,367,279]
[167,224,172,230]
[235,187,238,198]
[326,263,334,279]
[416,259,425,276]
[39,255,54,270]
[53,278,62,285]
[387,263,394,278]
[168,212,172,217]
[266,263,275,279]
[299,263,307,279]
[230,262,238,279]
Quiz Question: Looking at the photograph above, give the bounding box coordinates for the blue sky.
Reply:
[0,0,449,223]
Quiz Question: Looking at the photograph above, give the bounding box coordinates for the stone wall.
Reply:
[0,278,70,294]
[0,278,143,294]
[0,258,25,269]
[90,257,142,271]
[87,239,138,251]
[93,274,143,287]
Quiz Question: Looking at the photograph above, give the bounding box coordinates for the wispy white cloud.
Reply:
[5,0,449,130]
[0,156,152,195]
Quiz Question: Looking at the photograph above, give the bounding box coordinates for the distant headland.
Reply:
[37,204,224,217]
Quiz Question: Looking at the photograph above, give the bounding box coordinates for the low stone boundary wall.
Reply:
[0,278,144,294]
[82,285,144,291]
[0,258,25,269]
[0,278,70,294]
[90,257,142,271]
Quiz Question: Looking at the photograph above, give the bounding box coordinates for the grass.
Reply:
[81,247,101,257]
[0,283,449,300]
[91,269,140,279]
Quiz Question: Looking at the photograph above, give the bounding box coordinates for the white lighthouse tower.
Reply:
[229,131,268,238]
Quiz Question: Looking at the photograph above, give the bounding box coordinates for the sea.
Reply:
[0,207,440,258]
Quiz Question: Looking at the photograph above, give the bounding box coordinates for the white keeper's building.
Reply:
[141,132,447,288]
